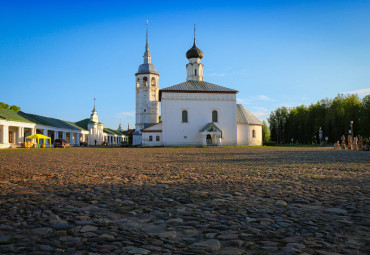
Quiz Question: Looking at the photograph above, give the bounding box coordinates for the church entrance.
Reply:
[206,134,212,145]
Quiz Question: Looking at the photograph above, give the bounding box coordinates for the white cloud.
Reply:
[343,88,370,96]
[252,111,268,118]
[115,111,135,119]
[258,95,272,101]
[208,72,226,77]
[253,106,268,112]
[237,97,248,104]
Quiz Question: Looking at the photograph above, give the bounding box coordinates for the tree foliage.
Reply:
[0,102,21,111]
[268,94,368,144]
[262,120,270,144]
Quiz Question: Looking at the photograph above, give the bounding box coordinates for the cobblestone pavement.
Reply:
[0,147,369,254]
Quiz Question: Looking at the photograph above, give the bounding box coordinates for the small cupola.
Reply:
[186,39,204,59]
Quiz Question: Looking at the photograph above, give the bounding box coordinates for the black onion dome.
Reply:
[186,40,204,59]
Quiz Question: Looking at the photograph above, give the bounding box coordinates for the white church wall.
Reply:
[161,92,237,146]
[237,124,263,146]
[142,132,162,147]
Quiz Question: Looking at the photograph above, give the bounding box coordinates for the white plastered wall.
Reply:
[161,92,237,146]
[237,124,263,146]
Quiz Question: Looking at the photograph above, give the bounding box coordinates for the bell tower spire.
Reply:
[143,20,151,64]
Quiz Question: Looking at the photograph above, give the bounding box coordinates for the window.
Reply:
[143,77,148,86]
[212,110,218,122]
[182,110,188,122]
[194,69,197,76]
[156,136,160,141]
[151,77,156,87]
[136,78,140,87]
[252,129,256,138]
[149,136,153,141]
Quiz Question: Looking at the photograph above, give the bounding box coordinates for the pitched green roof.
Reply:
[75,118,90,130]
[21,112,84,130]
[0,109,87,131]
[104,128,126,135]
[0,109,35,123]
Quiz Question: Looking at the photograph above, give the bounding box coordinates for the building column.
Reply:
[17,126,22,144]
[70,133,74,145]
[1,125,9,145]
[31,127,36,144]
[217,135,222,146]
[202,135,207,146]
[62,132,66,140]
[76,133,80,146]
[55,131,59,140]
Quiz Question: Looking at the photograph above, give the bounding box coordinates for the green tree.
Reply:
[9,105,21,112]
[0,102,9,109]
[360,95,370,138]
[262,120,270,144]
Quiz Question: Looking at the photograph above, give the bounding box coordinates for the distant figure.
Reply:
[341,135,346,150]
[353,137,358,150]
[334,141,340,149]
[358,136,363,151]
[348,135,353,150]
[94,140,97,146]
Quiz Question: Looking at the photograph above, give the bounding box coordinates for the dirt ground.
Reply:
[0,146,369,254]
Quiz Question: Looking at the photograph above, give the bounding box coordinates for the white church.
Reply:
[133,25,263,147]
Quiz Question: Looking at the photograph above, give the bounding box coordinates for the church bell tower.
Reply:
[135,21,159,131]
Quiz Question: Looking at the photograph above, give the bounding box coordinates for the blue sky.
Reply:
[1,0,369,129]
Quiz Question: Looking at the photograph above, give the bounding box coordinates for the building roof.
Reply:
[159,80,237,100]
[0,108,90,131]
[236,104,263,125]
[0,109,35,123]
[136,63,158,75]
[199,122,222,133]
[141,122,162,133]
[104,128,125,136]
[22,113,86,130]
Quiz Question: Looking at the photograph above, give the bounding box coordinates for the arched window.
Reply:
[136,78,140,87]
[212,110,218,122]
[194,69,197,76]
[151,77,156,87]
[149,136,153,141]
[143,77,148,86]
[182,110,188,122]
[252,129,256,138]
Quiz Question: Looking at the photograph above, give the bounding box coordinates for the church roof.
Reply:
[236,104,263,125]
[199,122,222,133]
[159,81,237,100]
[136,63,158,75]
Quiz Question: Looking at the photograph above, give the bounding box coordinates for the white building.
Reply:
[139,33,263,147]
[0,102,128,149]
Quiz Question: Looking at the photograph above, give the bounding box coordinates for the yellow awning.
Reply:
[25,134,52,147]
[25,134,50,140]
